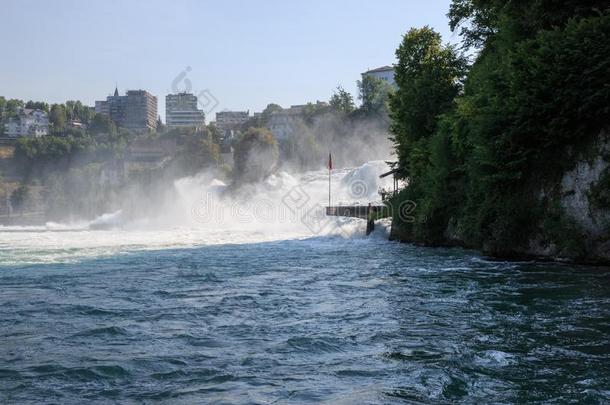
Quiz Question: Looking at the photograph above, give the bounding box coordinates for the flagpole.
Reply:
[328,165,331,207]
[328,152,332,207]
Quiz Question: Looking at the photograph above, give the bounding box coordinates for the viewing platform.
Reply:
[326,204,390,235]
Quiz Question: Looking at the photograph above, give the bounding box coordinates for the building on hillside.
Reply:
[123,90,157,132]
[106,87,127,125]
[362,65,396,87]
[165,93,205,128]
[267,106,304,140]
[4,108,49,137]
[267,101,327,140]
[95,87,158,132]
[215,110,250,140]
[95,100,109,116]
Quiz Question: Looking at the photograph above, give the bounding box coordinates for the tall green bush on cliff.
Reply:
[388,27,466,243]
[390,2,610,255]
[390,27,466,181]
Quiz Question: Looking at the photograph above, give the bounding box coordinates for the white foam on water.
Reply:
[0,161,394,265]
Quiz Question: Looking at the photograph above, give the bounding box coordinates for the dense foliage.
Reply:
[356,75,393,118]
[390,1,610,258]
[165,127,221,176]
[1,96,226,220]
[233,128,279,184]
[329,86,355,114]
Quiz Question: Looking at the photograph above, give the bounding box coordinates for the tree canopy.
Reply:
[389,2,610,258]
[233,128,279,184]
[390,26,466,178]
[357,75,393,117]
[329,86,355,114]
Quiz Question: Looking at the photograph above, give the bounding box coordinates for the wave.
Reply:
[87,210,124,230]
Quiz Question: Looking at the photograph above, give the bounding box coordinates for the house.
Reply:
[362,65,396,87]
[4,109,49,137]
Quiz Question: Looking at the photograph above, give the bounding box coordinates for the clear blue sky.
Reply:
[0,0,456,121]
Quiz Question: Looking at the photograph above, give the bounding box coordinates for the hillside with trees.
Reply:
[389,1,610,263]
[0,101,226,223]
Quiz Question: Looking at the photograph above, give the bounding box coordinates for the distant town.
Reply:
[0,65,396,143]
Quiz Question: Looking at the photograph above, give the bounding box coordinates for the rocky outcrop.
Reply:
[560,157,609,238]
[524,134,610,263]
[390,133,610,265]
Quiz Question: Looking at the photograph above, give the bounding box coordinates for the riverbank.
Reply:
[388,133,610,266]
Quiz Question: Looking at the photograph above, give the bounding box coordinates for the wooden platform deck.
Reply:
[325,205,390,235]
[325,205,385,219]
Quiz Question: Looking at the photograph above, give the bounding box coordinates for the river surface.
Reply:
[1,165,610,403]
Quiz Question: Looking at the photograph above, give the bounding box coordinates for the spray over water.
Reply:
[0,161,394,265]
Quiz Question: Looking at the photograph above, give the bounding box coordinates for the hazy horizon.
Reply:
[0,0,454,120]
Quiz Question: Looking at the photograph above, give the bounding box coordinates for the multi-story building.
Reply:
[4,108,49,137]
[106,87,127,125]
[362,65,396,87]
[95,87,158,132]
[267,102,327,140]
[267,106,304,140]
[95,100,109,116]
[165,93,205,128]
[215,110,250,139]
[123,90,157,132]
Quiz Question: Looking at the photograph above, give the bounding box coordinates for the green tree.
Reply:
[64,100,92,124]
[241,103,284,131]
[156,116,165,133]
[25,101,49,113]
[49,104,67,132]
[390,26,466,178]
[260,103,283,126]
[207,122,222,145]
[5,99,24,118]
[170,132,221,175]
[233,128,279,184]
[0,97,5,134]
[329,86,355,114]
[448,0,608,50]
[447,0,498,49]
[357,75,393,117]
[389,1,610,259]
[89,113,117,136]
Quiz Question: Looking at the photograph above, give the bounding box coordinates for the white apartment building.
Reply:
[362,65,396,87]
[4,108,49,137]
[166,93,205,128]
[267,102,327,140]
[267,105,305,140]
